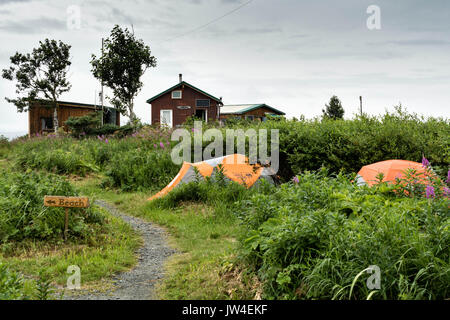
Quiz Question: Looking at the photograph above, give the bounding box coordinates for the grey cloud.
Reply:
[0,17,65,34]
[0,0,31,4]
[387,39,450,47]
[235,26,282,34]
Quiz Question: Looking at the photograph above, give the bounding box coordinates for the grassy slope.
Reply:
[74,176,258,299]
[0,161,141,297]
[2,145,256,299]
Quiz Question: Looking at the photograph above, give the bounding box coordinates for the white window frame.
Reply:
[171,90,182,99]
[160,109,173,128]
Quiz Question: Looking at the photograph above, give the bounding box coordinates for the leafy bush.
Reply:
[65,112,101,137]
[103,149,180,191]
[212,107,448,181]
[0,170,104,243]
[0,135,10,158]
[0,263,26,300]
[237,170,450,299]
[149,174,255,211]
[11,125,173,178]
[15,147,99,176]
[93,123,119,136]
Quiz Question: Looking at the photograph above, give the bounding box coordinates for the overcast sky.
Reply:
[0,0,449,134]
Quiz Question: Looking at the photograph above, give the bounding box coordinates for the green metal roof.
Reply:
[220,104,285,115]
[146,81,222,104]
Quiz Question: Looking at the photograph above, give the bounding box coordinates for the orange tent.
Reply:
[148,154,276,201]
[356,160,430,186]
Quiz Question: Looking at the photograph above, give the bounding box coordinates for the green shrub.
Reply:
[0,263,26,300]
[114,124,135,138]
[93,123,119,136]
[149,175,255,211]
[237,171,450,299]
[210,108,449,181]
[103,149,180,191]
[65,112,101,137]
[15,147,99,176]
[0,135,11,159]
[0,170,105,243]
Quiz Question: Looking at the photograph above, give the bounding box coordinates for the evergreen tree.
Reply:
[322,95,344,120]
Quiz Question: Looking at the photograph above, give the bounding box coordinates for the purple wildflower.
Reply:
[97,135,102,140]
[153,144,157,148]
[443,187,450,197]
[425,185,435,199]
[160,142,165,149]
[292,176,299,184]
[105,139,109,144]
[446,170,450,184]
[421,156,430,168]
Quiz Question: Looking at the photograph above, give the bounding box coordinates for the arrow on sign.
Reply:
[46,199,57,205]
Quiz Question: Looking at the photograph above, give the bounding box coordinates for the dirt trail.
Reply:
[65,200,175,300]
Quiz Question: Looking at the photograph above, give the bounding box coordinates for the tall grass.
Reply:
[0,170,104,243]
[237,170,449,299]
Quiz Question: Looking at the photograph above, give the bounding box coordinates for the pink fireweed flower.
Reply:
[425,185,435,199]
[153,144,157,148]
[421,157,430,168]
[105,139,109,144]
[443,187,450,197]
[446,170,450,184]
[160,142,164,149]
[292,176,299,184]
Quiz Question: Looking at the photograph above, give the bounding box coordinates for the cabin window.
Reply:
[196,99,210,107]
[41,117,53,130]
[172,90,182,99]
[245,115,254,121]
[160,110,173,128]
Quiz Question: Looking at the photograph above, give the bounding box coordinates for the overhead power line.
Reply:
[159,0,254,44]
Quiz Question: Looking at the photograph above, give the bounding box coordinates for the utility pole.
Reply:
[101,38,104,126]
[359,96,363,116]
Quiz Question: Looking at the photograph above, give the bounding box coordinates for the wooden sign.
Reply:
[177,105,191,110]
[44,196,89,208]
[44,196,90,241]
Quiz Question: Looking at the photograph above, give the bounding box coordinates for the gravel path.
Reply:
[65,200,175,300]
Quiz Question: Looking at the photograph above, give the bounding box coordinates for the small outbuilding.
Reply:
[28,100,120,136]
[219,104,285,122]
